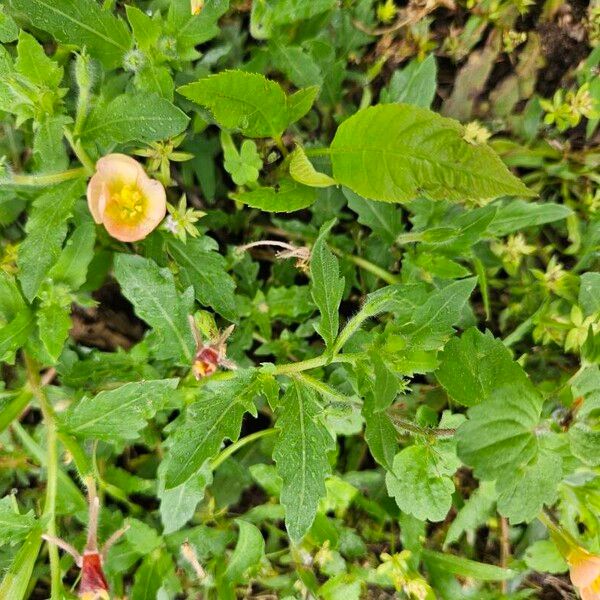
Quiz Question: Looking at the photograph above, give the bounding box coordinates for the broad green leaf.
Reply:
[178,71,317,138]
[17,178,85,301]
[164,372,260,489]
[83,93,189,145]
[579,272,600,317]
[456,386,543,481]
[345,188,403,245]
[0,191,26,226]
[230,179,317,212]
[0,6,18,42]
[158,460,212,535]
[251,0,336,38]
[422,549,515,581]
[524,540,568,574]
[496,448,562,523]
[224,520,265,582]
[362,404,397,470]
[270,42,323,88]
[436,328,532,406]
[8,0,132,70]
[444,481,496,547]
[60,379,179,442]
[125,5,161,52]
[569,423,600,466]
[386,443,457,522]
[0,527,42,600]
[488,199,572,236]
[380,55,437,108]
[131,549,176,600]
[330,104,533,203]
[167,236,237,322]
[273,380,334,542]
[0,497,37,547]
[289,146,336,188]
[310,220,344,350]
[114,254,195,364]
[400,277,477,351]
[167,0,230,58]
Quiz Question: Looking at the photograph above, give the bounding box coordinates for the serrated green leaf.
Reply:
[0,497,37,547]
[113,254,195,364]
[83,93,188,145]
[330,104,533,203]
[221,131,262,186]
[310,219,344,350]
[436,327,532,406]
[289,146,336,188]
[164,372,260,489]
[401,277,477,351]
[230,179,317,212]
[386,444,456,522]
[0,6,18,42]
[15,30,63,90]
[178,70,317,138]
[33,115,70,172]
[8,0,132,70]
[17,179,85,301]
[273,380,334,542]
[569,423,600,466]
[224,519,265,582]
[496,448,562,523]
[167,236,237,322]
[456,386,543,481]
[60,379,179,442]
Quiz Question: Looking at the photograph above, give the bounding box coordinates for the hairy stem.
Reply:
[10,167,88,186]
[24,354,62,599]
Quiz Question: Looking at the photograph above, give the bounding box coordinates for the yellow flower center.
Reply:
[106,183,146,224]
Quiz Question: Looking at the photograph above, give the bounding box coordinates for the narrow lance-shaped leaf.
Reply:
[17,178,85,301]
[273,380,334,542]
[310,219,344,351]
[60,379,179,442]
[330,104,534,203]
[0,497,37,547]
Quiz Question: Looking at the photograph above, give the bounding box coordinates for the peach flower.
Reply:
[87,154,166,242]
[568,546,600,600]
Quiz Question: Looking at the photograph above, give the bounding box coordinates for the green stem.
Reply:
[23,355,61,599]
[273,353,358,375]
[211,428,277,470]
[64,129,95,174]
[330,247,400,285]
[11,167,88,186]
[293,372,360,406]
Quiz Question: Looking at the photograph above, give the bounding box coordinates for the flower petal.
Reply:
[569,551,600,588]
[95,153,144,185]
